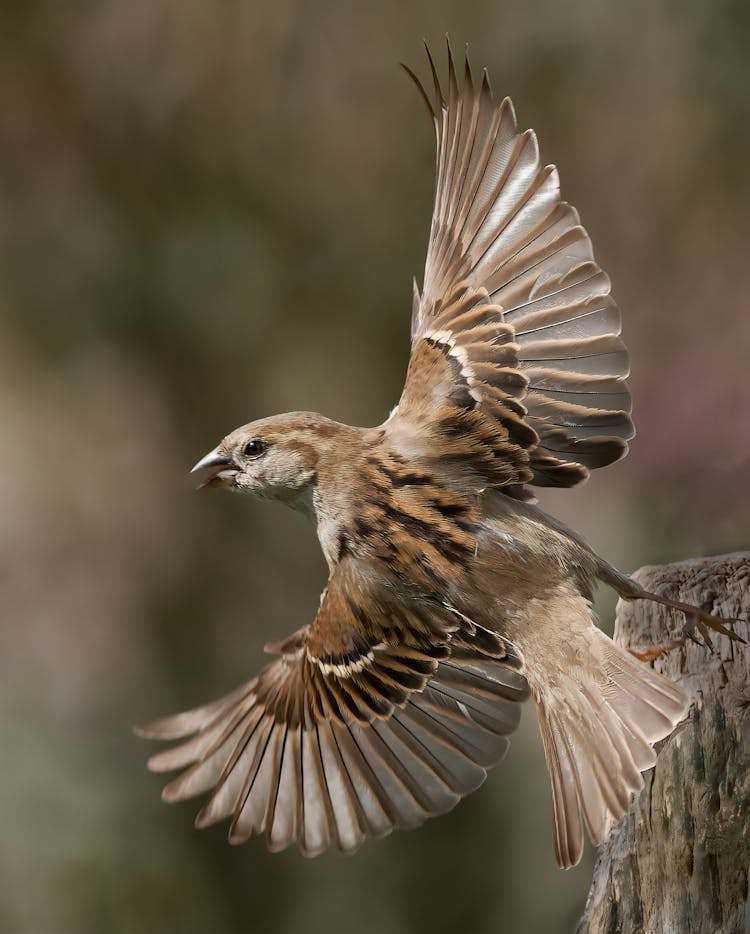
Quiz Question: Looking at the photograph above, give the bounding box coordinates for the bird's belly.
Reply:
[453,524,576,643]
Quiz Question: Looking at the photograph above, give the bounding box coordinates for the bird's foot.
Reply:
[629,640,686,663]
[629,624,711,662]
[667,603,744,651]
[628,585,746,650]
[629,605,745,662]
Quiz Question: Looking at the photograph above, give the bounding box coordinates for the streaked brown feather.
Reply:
[392,41,634,497]
[137,557,529,855]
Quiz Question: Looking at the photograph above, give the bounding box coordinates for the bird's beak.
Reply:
[191,447,238,490]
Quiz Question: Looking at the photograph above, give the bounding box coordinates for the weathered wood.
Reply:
[578,552,750,934]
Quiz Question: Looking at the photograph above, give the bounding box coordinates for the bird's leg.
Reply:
[626,599,735,661]
[596,562,745,659]
[631,589,742,651]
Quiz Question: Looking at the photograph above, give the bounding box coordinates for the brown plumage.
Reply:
[136,42,738,868]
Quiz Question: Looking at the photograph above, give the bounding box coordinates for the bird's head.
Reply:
[190,411,358,513]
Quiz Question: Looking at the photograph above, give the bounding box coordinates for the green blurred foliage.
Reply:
[1,2,748,933]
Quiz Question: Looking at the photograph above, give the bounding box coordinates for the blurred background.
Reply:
[1,2,748,932]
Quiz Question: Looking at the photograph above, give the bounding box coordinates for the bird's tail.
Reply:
[530,626,688,868]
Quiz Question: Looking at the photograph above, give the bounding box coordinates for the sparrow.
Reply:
[136,42,736,868]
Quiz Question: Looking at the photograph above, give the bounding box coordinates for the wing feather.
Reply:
[391,42,633,498]
[137,559,529,855]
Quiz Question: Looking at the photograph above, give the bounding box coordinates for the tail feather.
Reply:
[534,628,688,868]
[540,708,585,867]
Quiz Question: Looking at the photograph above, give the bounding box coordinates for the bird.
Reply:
[136,41,737,869]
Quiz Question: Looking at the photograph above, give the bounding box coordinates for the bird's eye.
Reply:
[243,438,267,458]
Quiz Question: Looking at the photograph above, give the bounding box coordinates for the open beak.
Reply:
[190,447,238,490]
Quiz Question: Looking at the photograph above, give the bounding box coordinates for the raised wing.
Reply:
[388,43,633,497]
[136,559,529,855]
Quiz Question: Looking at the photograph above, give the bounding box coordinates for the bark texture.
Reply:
[579,552,750,934]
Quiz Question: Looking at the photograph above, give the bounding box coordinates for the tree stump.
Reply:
[578,552,750,934]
